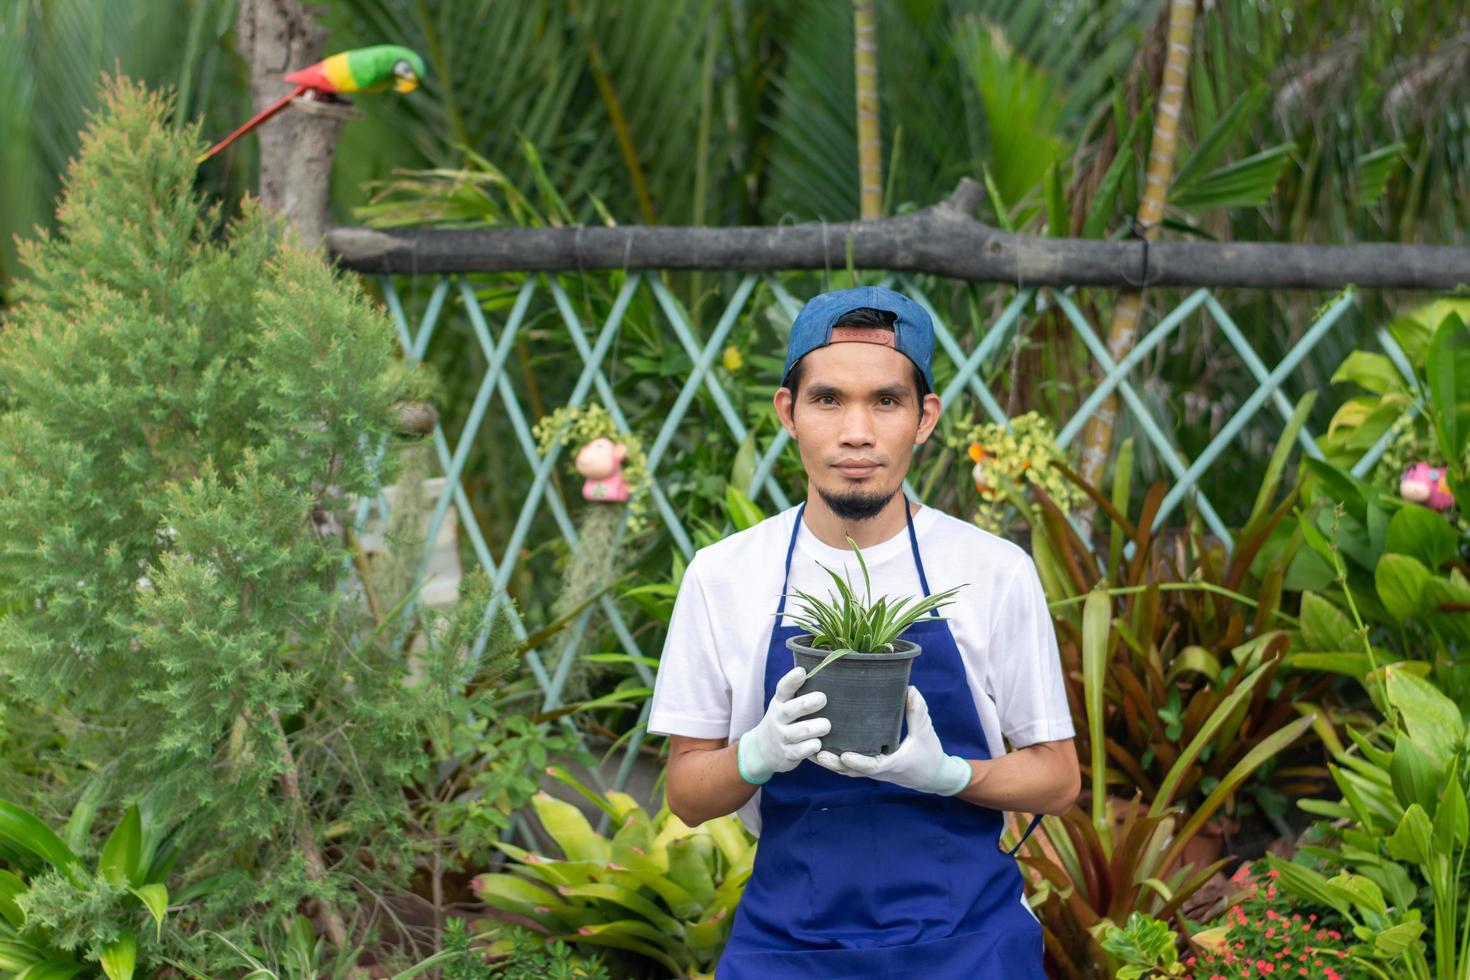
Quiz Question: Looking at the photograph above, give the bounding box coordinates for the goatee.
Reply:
[817,484,897,522]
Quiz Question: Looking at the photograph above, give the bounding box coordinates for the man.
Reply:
[647,286,1079,978]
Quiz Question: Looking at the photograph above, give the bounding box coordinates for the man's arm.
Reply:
[665,735,758,826]
[953,737,1080,815]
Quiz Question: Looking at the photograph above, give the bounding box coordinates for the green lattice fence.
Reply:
[350,268,1418,841]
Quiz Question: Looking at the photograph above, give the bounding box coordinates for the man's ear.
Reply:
[913,392,943,445]
[773,387,797,439]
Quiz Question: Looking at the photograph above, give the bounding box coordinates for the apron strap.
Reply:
[1004,812,1045,856]
[773,501,806,623]
[903,499,941,617]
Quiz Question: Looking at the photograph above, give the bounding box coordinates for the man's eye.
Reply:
[816,395,836,405]
[879,397,897,406]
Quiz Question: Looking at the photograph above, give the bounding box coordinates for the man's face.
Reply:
[774,342,941,521]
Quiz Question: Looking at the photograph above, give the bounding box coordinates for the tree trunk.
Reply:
[1076,0,1198,501]
[234,0,344,248]
[853,0,882,219]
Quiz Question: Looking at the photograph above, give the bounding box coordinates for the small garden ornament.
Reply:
[575,436,632,502]
[1400,460,1455,511]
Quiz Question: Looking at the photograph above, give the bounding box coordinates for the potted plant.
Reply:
[778,538,964,755]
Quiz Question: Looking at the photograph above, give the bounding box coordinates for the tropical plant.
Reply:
[779,536,964,676]
[0,799,173,979]
[439,918,610,980]
[1018,589,1316,979]
[472,768,755,978]
[1269,666,1470,980]
[1005,416,1331,816]
[1096,913,1188,980]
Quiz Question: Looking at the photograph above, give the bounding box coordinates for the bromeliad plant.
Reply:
[472,768,755,979]
[778,535,964,677]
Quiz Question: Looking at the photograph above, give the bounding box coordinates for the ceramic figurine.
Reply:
[576,436,631,502]
[1401,461,1455,511]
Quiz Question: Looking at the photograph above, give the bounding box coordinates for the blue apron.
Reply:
[717,500,1045,979]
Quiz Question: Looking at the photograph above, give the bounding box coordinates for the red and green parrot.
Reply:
[198,44,425,163]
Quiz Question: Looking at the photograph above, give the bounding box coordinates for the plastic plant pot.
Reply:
[786,632,921,756]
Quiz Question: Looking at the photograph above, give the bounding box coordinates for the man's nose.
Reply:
[838,405,877,445]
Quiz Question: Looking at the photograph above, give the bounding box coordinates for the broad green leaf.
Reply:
[98,932,135,980]
[62,781,104,857]
[1151,664,1269,813]
[1285,652,1375,676]
[1372,920,1425,957]
[1299,591,1357,651]
[15,961,88,980]
[555,921,685,975]
[0,801,81,879]
[530,793,611,864]
[1426,312,1470,463]
[0,939,42,972]
[1324,872,1387,917]
[556,883,685,936]
[702,814,753,868]
[128,884,168,941]
[605,866,699,919]
[0,870,25,929]
[1385,804,1435,868]
[722,484,764,532]
[1432,772,1468,851]
[1331,351,1404,396]
[730,430,757,496]
[1374,554,1431,622]
[1389,739,1442,815]
[471,872,556,908]
[98,806,142,886]
[1385,505,1460,570]
[665,836,716,906]
[1386,667,1465,766]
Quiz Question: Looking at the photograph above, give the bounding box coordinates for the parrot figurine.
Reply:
[1400,461,1455,512]
[198,44,425,163]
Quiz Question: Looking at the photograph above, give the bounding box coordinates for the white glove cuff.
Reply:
[737,733,772,785]
[928,754,972,796]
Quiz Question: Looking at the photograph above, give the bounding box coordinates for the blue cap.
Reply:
[782,286,935,392]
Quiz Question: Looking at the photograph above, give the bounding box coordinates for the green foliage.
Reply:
[473,769,754,977]
[0,78,528,974]
[0,799,173,980]
[1097,913,1187,980]
[778,537,964,676]
[1270,665,1470,980]
[439,919,609,980]
[1012,425,1324,814]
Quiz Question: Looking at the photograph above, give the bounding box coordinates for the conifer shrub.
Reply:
[0,77,520,974]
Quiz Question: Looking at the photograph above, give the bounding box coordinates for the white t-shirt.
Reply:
[647,502,1075,836]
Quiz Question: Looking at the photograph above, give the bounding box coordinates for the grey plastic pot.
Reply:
[786,633,921,756]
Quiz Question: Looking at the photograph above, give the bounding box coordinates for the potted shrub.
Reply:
[778,538,963,755]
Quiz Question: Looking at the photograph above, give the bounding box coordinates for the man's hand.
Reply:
[737,666,830,785]
[814,686,971,796]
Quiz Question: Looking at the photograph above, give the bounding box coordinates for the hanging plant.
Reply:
[948,411,1083,534]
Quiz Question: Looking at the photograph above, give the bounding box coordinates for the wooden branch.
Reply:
[326,179,1470,290]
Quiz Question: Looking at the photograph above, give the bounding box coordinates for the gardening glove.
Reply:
[813,686,972,796]
[737,666,830,785]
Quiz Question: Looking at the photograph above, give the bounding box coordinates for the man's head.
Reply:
[774,287,942,523]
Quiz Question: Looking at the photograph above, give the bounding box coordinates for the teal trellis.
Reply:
[367,271,1408,840]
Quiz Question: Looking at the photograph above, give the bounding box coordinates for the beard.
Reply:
[816,483,899,522]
